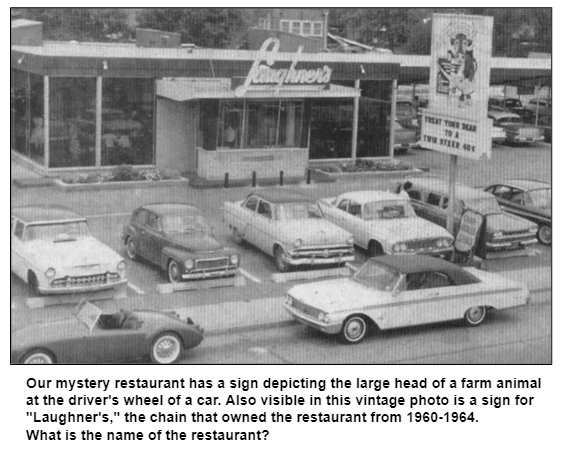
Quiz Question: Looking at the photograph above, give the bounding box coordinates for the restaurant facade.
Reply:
[11,19,550,181]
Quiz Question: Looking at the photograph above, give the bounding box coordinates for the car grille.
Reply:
[52,272,120,287]
[290,297,321,319]
[292,246,353,258]
[195,257,229,270]
[405,239,440,250]
[489,230,535,243]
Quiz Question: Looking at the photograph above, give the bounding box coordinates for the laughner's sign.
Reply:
[234,38,332,97]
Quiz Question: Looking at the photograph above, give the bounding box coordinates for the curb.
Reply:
[53,177,189,192]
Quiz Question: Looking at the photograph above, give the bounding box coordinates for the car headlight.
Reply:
[184,259,195,270]
[285,295,293,306]
[393,243,407,253]
[529,227,538,234]
[492,231,503,238]
[230,254,239,265]
[293,239,303,249]
[45,268,56,278]
[346,236,355,246]
[117,260,126,271]
[318,312,331,323]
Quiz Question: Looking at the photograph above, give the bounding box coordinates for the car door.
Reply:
[130,209,150,260]
[420,192,446,228]
[241,196,260,247]
[144,212,167,264]
[78,326,147,363]
[384,271,460,328]
[253,199,275,252]
[343,199,367,247]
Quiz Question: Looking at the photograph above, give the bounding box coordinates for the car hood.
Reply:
[166,232,225,253]
[486,212,536,232]
[364,217,452,243]
[24,237,123,272]
[289,278,389,313]
[280,219,351,245]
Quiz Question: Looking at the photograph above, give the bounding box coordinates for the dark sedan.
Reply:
[11,302,204,364]
[484,180,551,245]
[122,203,239,283]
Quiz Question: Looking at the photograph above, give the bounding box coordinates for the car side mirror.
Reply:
[392,288,401,297]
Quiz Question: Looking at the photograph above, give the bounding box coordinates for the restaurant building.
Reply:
[10,19,550,182]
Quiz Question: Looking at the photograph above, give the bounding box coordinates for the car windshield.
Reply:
[505,99,523,108]
[278,203,323,220]
[497,116,522,125]
[352,261,401,291]
[465,197,502,215]
[526,188,551,208]
[24,221,91,242]
[162,215,211,234]
[363,200,416,220]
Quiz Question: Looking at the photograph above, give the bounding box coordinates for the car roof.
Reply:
[248,189,316,204]
[405,178,493,200]
[370,255,480,285]
[493,179,551,191]
[338,190,408,204]
[11,205,85,223]
[488,110,521,120]
[140,203,202,217]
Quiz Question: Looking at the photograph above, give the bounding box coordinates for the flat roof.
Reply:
[11,205,85,223]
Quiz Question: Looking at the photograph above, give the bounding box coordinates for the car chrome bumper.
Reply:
[283,304,341,335]
[486,238,538,250]
[181,267,238,280]
[40,278,128,295]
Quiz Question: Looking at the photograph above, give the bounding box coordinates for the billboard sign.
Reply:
[421,14,494,159]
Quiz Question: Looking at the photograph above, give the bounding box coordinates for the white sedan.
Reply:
[285,255,530,343]
[11,205,128,295]
[320,191,454,257]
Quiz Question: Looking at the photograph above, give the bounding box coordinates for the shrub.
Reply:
[111,165,139,181]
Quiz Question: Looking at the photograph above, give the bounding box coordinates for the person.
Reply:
[225,125,236,147]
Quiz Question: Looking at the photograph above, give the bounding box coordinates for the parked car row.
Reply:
[11,176,551,359]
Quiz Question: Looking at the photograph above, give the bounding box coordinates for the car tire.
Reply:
[28,272,41,297]
[464,306,487,326]
[367,240,384,257]
[274,246,291,273]
[167,260,182,284]
[150,332,182,364]
[340,315,368,343]
[232,228,244,246]
[537,225,552,246]
[126,237,138,260]
[21,349,56,364]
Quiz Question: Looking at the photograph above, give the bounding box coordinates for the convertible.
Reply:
[11,301,204,364]
[284,255,530,344]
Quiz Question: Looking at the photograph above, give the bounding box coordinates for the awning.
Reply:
[156,77,361,101]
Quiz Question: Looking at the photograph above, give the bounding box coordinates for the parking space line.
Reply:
[127,282,146,295]
[239,268,262,283]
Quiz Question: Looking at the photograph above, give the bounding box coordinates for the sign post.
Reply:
[421,14,494,236]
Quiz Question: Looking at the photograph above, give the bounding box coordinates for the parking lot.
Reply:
[10,141,552,362]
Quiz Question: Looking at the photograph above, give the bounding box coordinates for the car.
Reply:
[393,118,419,153]
[395,98,418,129]
[487,110,544,145]
[223,189,355,272]
[488,97,534,122]
[525,98,551,118]
[11,205,128,295]
[320,190,454,257]
[399,178,538,258]
[537,115,551,143]
[491,125,507,145]
[11,301,204,364]
[484,179,551,245]
[122,203,239,283]
[284,255,530,343]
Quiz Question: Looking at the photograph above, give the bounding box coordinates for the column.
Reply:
[351,79,360,160]
[95,76,102,167]
[43,75,49,168]
[388,79,398,158]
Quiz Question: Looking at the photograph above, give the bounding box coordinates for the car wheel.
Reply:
[167,260,182,284]
[464,306,487,326]
[21,349,56,364]
[126,237,138,260]
[340,315,368,343]
[150,333,182,364]
[368,241,384,257]
[274,246,290,273]
[537,225,552,246]
[28,272,41,297]
[232,228,244,245]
